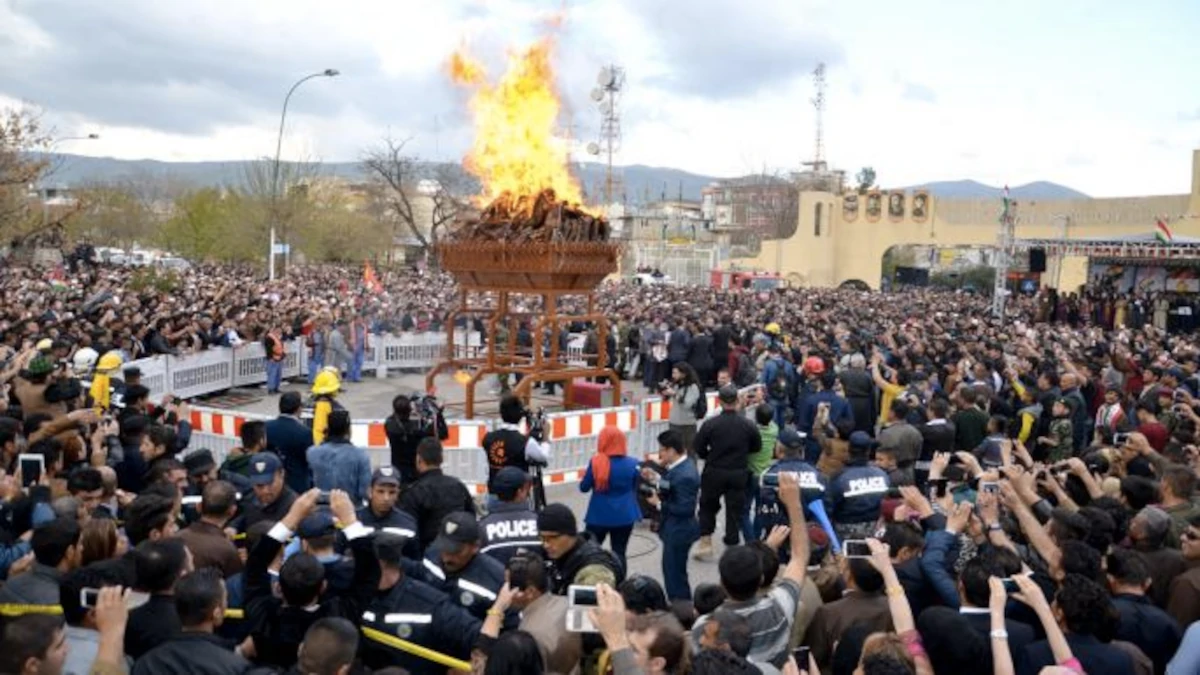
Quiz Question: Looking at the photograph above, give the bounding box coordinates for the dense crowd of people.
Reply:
[3,255,1200,675]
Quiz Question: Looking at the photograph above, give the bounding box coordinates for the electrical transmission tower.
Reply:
[811,63,826,171]
[586,65,625,209]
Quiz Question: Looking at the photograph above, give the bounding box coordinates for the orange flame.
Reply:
[449,37,584,210]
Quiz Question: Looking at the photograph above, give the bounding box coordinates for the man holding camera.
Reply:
[481,394,550,495]
[641,430,700,601]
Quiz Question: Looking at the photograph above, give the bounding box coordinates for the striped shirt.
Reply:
[692,578,802,668]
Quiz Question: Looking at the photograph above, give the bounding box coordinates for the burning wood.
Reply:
[446,188,609,243]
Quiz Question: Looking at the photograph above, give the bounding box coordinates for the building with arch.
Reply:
[734,150,1200,292]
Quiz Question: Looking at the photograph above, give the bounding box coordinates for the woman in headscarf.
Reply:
[579,425,642,569]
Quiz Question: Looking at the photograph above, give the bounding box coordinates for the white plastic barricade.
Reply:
[232,343,267,387]
[283,339,304,379]
[125,355,170,402]
[168,348,235,400]
[542,406,640,485]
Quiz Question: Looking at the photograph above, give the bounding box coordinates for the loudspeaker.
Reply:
[1029,248,1047,273]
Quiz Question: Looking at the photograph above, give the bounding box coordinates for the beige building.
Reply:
[734,149,1200,292]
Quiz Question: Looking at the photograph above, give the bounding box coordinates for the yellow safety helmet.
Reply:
[35,338,53,352]
[312,367,342,395]
[96,352,123,373]
[764,322,781,336]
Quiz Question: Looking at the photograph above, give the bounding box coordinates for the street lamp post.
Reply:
[43,134,100,226]
[269,69,339,281]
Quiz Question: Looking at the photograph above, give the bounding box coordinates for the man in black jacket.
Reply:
[694,385,761,557]
[235,452,297,534]
[352,466,421,560]
[537,503,624,594]
[400,438,475,552]
[125,538,190,660]
[133,568,254,675]
[244,488,379,670]
[385,394,448,486]
[917,398,956,484]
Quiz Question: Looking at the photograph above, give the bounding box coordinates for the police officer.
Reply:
[536,503,624,595]
[480,394,550,485]
[758,428,825,562]
[420,512,510,625]
[827,431,891,542]
[360,532,497,674]
[478,467,541,564]
[351,466,420,560]
[295,510,356,594]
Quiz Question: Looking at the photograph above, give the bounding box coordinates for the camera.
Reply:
[409,393,440,433]
[656,379,673,395]
[523,406,546,442]
[637,459,668,497]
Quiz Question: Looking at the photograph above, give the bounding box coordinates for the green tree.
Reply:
[159,188,236,261]
[855,167,876,195]
[70,183,154,249]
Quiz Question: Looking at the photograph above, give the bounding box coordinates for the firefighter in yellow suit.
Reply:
[310,366,343,445]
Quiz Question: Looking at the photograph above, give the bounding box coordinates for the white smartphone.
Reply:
[566,585,599,633]
[18,454,44,488]
[842,539,871,559]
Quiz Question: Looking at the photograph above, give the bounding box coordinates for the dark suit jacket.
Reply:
[959,610,1036,673]
[1023,633,1133,675]
[661,457,700,525]
[804,591,892,669]
[265,416,315,494]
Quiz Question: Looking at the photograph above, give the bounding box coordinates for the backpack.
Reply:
[689,386,708,420]
[766,357,794,402]
[734,352,757,387]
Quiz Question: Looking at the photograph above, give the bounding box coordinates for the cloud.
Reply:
[901,82,936,104]
[616,0,844,100]
[1178,108,1200,122]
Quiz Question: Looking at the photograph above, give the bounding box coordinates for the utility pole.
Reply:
[811,63,826,172]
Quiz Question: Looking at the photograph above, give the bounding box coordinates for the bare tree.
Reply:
[361,137,469,253]
[0,107,56,242]
[752,170,800,240]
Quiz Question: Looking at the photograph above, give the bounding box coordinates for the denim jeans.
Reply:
[349,349,365,382]
[307,354,324,384]
[265,359,283,393]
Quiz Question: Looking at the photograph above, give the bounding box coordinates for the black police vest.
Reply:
[479,507,541,564]
[482,428,528,481]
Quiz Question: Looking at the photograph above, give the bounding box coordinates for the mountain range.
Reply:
[38,153,1090,202]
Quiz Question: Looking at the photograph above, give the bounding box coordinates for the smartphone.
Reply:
[929,478,949,498]
[18,453,44,488]
[1113,433,1129,446]
[566,585,599,632]
[80,588,100,608]
[315,491,330,507]
[1001,578,1020,594]
[793,646,811,666]
[980,481,1000,494]
[842,540,871,559]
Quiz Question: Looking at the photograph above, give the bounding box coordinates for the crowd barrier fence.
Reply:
[185,383,764,497]
[124,332,483,402]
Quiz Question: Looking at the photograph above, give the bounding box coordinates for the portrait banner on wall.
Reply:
[865,191,882,222]
[1135,267,1167,293]
[842,194,859,222]
[887,191,905,220]
[1167,268,1200,293]
[912,191,929,222]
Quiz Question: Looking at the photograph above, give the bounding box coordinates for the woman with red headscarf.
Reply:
[579,425,643,568]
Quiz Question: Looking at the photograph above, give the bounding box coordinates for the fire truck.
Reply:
[710,269,788,291]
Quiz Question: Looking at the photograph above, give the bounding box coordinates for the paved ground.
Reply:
[202,372,731,588]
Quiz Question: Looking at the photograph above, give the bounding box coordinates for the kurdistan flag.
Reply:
[1156,217,1173,243]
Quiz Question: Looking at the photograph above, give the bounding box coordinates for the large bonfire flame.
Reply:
[448,36,606,242]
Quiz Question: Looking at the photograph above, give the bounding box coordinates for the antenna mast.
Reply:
[811,62,826,171]
[587,65,625,210]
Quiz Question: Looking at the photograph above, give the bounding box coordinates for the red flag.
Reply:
[363,261,382,294]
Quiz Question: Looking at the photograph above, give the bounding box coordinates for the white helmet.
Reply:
[72,347,99,376]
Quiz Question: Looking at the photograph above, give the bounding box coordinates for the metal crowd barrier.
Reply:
[123,332,482,401]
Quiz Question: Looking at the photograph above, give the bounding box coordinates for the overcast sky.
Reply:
[1,0,1198,197]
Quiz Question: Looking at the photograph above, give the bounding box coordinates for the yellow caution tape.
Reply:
[360,625,472,672]
[0,603,63,616]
